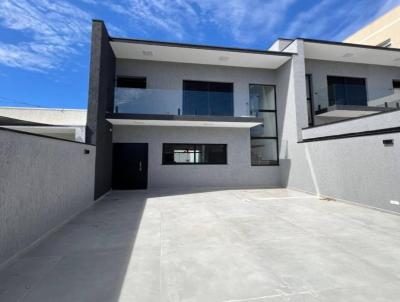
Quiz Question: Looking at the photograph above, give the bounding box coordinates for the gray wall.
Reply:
[115,59,277,116]
[0,129,95,266]
[305,59,400,110]
[276,42,400,213]
[297,132,400,213]
[113,125,281,188]
[86,20,115,199]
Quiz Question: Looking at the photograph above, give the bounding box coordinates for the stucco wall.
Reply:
[112,125,281,188]
[278,43,400,213]
[0,129,95,266]
[286,107,400,213]
[115,59,277,116]
[296,132,400,213]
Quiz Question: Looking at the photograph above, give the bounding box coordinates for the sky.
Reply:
[0,0,398,109]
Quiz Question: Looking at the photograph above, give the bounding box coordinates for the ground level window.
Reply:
[162,144,227,165]
[251,138,278,166]
[249,84,279,166]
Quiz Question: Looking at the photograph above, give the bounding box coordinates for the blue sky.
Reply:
[0,0,398,109]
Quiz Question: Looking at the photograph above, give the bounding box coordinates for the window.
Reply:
[377,39,391,48]
[183,81,233,116]
[249,84,278,166]
[162,144,227,165]
[327,76,367,106]
[116,77,146,88]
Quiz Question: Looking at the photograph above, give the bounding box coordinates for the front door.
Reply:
[112,143,148,190]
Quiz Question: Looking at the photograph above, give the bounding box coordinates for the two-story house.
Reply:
[87,20,400,211]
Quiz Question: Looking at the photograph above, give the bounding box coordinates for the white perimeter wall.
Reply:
[0,129,96,266]
[112,125,281,188]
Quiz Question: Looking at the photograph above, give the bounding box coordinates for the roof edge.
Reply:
[300,38,400,52]
[109,36,295,57]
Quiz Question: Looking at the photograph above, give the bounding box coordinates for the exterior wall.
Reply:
[297,132,400,213]
[1,126,86,143]
[276,40,312,189]
[344,6,400,48]
[0,107,86,126]
[86,20,116,199]
[115,59,277,116]
[112,125,281,188]
[305,59,400,110]
[303,110,400,140]
[0,129,95,267]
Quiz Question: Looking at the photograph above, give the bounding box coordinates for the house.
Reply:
[344,5,400,48]
[0,107,87,142]
[87,20,400,213]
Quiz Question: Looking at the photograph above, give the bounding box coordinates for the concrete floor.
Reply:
[1,188,400,302]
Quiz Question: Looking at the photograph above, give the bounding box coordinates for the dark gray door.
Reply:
[112,143,148,190]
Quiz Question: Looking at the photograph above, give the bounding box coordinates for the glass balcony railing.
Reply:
[114,87,236,116]
[313,87,400,113]
[114,87,182,115]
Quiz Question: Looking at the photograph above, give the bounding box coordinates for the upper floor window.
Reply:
[327,76,367,107]
[116,76,146,89]
[183,80,233,116]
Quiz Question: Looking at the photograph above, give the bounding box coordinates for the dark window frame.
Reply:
[327,75,368,107]
[162,143,228,165]
[182,80,234,116]
[249,84,279,166]
[116,76,147,89]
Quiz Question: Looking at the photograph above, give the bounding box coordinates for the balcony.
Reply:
[310,80,400,125]
[114,87,182,115]
[110,87,262,128]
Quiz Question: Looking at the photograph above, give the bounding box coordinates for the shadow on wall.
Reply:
[276,60,292,188]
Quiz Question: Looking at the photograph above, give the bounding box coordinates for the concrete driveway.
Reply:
[1,188,400,302]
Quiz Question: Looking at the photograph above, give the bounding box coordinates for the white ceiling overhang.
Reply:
[304,40,400,67]
[107,117,261,128]
[110,38,292,69]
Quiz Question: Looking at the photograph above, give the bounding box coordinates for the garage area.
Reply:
[1,188,400,302]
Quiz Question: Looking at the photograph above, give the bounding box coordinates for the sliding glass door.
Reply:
[183,80,234,116]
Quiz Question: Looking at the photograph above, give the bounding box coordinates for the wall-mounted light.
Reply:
[383,139,394,146]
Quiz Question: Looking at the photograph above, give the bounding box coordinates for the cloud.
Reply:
[105,0,297,44]
[0,0,91,71]
[0,0,125,72]
[1,0,398,73]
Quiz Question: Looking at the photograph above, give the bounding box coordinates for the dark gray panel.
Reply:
[86,20,116,199]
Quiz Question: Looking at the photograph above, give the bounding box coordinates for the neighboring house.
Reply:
[87,20,400,213]
[344,5,400,48]
[0,107,87,142]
